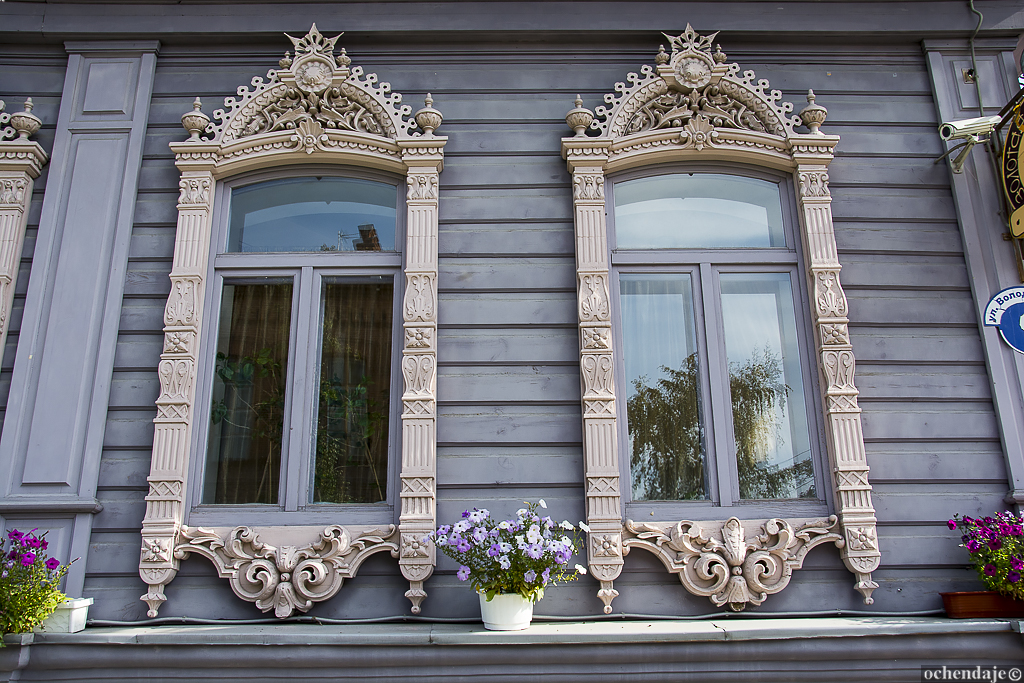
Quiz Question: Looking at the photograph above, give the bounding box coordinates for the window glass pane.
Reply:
[620,274,708,500]
[719,273,815,499]
[614,174,785,249]
[204,280,292,504]
[312,279,394,503]
[228,177,397,253]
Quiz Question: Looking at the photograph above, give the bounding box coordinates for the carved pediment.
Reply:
[197,24,424,145]
[590,25,805,140]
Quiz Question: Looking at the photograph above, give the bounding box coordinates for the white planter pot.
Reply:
[34,598,93,634]
[478,592,534,631]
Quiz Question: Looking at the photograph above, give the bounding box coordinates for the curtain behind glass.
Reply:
[313,280,394,504]
[719,273,815,499]
[620,274,708,500]
[204,281,292,504]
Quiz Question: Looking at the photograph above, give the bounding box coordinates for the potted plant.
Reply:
[943,512,1024,618]
[430,500,587,630]
[0,529,86,640]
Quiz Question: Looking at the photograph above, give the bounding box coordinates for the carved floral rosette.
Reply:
[139,25,444,618]
[561,25,879,612]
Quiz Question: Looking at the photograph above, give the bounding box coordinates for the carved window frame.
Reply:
[139,25,444,619]
[561,26,880,614]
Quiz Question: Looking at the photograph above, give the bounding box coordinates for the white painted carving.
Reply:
[176,525,398,618]
[0,104,47,393]
[562,25,878,611]
[140,25,445,617]
[624,517,842,611]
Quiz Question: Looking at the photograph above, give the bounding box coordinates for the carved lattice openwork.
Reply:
[139,24,444,618]
[562,25,879,613]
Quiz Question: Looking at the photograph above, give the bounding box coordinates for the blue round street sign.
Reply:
[984,287,1024,354]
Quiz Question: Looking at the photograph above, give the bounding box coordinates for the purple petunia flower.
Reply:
[498,555,511,570]
[487,543,501,557]
[21,552,35,567]
[437,525,451,536]
[966,539,981,552]
[7,530,23,542]
[1009,571,1021,584]
[524,570,537,583]
[526,543,544,560]
[984,563,997,576]
[989,538,1003,550]
[541,568,550,584]
[455,538,471,553]
[457,565,470,581]
[1012,556,1024,571]
[45,557,60,571]
[472,527,488,544]
[947,519,957,530]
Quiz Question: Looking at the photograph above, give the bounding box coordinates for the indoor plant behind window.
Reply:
[943,512,1024,618]
[430,500,586,630]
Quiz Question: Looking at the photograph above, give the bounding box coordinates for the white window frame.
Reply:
[561,25,880,613]
[139,25,445,618]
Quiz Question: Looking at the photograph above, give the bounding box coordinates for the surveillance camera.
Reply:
[938,115,1002,141]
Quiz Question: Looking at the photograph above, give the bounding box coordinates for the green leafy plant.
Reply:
[949,511,1024,601]
[0,529,71,637]
[430,500,585,603]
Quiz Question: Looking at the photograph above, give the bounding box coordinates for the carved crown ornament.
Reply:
[140,25,444,619]
[562,27,879,614]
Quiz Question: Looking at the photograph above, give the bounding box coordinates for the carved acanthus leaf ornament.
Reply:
[624,517,843,611]
[176,525,399,618]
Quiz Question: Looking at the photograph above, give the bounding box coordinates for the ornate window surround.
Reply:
[0,99,47,370]
[561,26,879,613]
[139,25,444,619]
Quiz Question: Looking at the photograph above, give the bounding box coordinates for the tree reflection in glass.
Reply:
[620,275,708,500]
[204,281,292,504]
[312,280,393,504]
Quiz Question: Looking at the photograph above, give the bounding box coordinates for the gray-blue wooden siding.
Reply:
[0,33,1005,621]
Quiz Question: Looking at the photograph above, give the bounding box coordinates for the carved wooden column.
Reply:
[397,129,445,613]
[565,137,624,613]
[793,96,879,602]
[0,99,46,362]
[140,159,216,617]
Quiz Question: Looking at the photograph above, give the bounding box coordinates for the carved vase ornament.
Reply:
[139,24,445,618]
[562,25,879,612]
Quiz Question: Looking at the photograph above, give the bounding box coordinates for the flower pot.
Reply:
[478,592,534,630]
[940,591,1024,618]
[34,597,93,633]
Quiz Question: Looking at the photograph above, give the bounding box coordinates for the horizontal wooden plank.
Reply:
[119,297,166,332]
[438,328,578,364]
[129,226,176,260]
[439,225,575,256]
[438,365,580,403]
[93,489,147,531]
[114,334,162,370]
[856,364,991,401]
[866,442,1007,482]
[839,254,969,290]
[850,329,984,363]
[98,450,154,489]
[133,191,178,225]
[835,221,963,255]
[871,484,1010,523]
[103,410,156,450]
[846,290,977,326]
[437,405,581,444]
[438,257,575,292]
[124,261,172,297]
[831,187,957,222]
[440,186,572,221]
[108,372,160,409]
[861,402,1000,441]
[437,445,582,485]
[438,291,576,326]
[828,155,949,188]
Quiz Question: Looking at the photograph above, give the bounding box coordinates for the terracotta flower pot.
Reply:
[940,591,1024,618]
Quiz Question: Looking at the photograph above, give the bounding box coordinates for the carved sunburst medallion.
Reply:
[675,57,712,89]
[294,57,335,93]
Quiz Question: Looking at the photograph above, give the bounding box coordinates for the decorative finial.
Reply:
[414,93,443,136]
[10,98,42,140]
[180,97,210,142]
[713,44,726,63]
[565,95,594,137]
[799,89,827,135]
[279,51,292,69]
[655,45,670,65]
[337,47,351,68]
